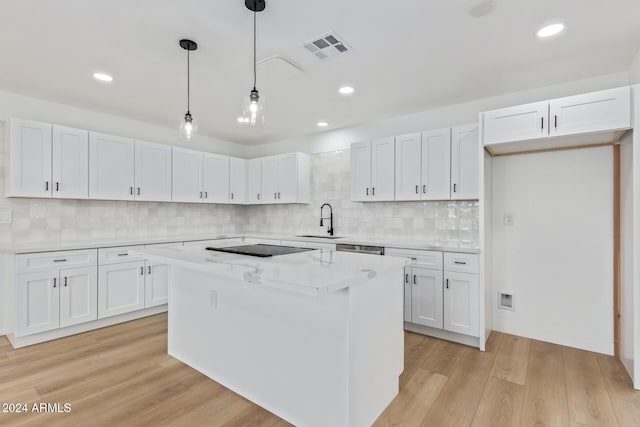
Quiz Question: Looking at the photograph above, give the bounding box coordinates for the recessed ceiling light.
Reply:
[537,23,565,38]
[93,72,113,82]
[339,86,354,95]
[237,117,250,123]
[317,121,329,127]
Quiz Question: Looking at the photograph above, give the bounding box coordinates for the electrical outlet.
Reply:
[503,213,515,226]
[209,290,217,308]
[0,211,12,224]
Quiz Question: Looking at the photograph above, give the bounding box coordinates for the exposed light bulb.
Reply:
[249,101,258,113]
[180,112,197,142]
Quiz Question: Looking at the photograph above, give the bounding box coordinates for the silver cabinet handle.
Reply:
[56,182,59,192]
[53,259,67,263]
[53,277,57,288]
[130,187,133,195]
[278,192,281,199]
[274,193,277,199]
[140,266,144,275]
[45,181,49,191]
[137,187,141,195]
[200,191,203,199]
[415,185,419,194]
[372,188,375,196]
[257,193,260,200]
[366,188,369,196]
[541,116,544,130]
[454,261,467,265]
[453,183,457,193]
[423,185,426,194]
[117,253,128,257]
[446,278,449,289]
[231,193,234,200]
[405,273,409,284]
[148,265,151,274]
[204,191,208,198]
[64,277,68,287]
[554,115,558,129]
[413,274,417,284]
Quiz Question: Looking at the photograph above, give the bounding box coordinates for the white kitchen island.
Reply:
[134,244,407,427]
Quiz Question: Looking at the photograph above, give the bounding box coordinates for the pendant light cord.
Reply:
[187,48,191,113]
[253,9,257,90]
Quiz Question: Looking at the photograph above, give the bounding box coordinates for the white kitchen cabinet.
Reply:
[444,271,479,336]
[203,152,229,203]
[394,132,422,201]
[89,132,135,200]
[59,266,98,328]
[247,158,262,204]
[144,261,169,308]
[258,153,310,204]
[277,153,298,203]
[394,129,451,201]
[350,138,394,201]
[409,267,444,329]
[482,101,549,145]
[8,119,52,198]
[350,141,372,201]
[98,261,146,318]
[134,140,172,202]
[422,128,451,200]
[451,124,479,200]
[229,157,247,204]
[261,155,279,203]
[549,86,630,137]
[52,125,89,199]
[172,147,204,203]
[16,271,59,336]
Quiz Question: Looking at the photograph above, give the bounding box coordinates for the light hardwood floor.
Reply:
[0,313,638,426]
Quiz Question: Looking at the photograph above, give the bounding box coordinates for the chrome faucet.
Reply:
[320,203,334,236]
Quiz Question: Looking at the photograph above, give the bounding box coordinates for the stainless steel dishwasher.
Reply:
[335,244,385,255]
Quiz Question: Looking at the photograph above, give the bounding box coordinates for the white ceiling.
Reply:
[1,0,639,145]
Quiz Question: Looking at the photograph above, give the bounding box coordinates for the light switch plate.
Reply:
[0,211,12,224]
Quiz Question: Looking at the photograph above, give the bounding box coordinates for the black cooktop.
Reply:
[206,244,314,258]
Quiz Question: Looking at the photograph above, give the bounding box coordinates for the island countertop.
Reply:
[132,243,408,297]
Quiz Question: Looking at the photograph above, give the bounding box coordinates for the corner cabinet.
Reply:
[350,138,395,201]
[256,153,310,204]
[229,157,247,204]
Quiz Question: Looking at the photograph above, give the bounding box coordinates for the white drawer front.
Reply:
[98,246,146,265]
[244,237,282,245]
[184,238,242,247]
[385,248,443,269]
[444,252,478,274]
[17,249,97,274]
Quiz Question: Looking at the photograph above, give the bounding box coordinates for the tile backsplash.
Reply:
[244,150,480,246]
[1,122,479,248]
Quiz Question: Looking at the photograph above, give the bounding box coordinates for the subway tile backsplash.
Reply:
[0,123,479,247]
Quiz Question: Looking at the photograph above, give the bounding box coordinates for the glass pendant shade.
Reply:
[241,88,265,125]
[180,111,198,142]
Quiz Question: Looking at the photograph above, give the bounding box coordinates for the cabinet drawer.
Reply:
[444,252,478,274]
[385,248,443,269]
[98,246,146,265]
[17,249,97,274]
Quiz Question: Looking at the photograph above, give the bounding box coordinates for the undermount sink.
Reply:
[296,235,344,240]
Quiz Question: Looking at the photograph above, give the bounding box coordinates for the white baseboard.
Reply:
[404,322,481,349]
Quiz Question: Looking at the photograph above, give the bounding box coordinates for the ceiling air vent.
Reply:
[303,32,351,60]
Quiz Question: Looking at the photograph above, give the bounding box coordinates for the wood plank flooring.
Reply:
[0,314,639,426]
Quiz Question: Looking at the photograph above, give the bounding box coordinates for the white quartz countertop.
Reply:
[0,232,479,255]
[131,243,409,297]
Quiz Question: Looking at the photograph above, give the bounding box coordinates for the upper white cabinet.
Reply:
[395,129,451,201]
[134,140,172,202]
[483,86,631,154]
[259,153,310,204]
[350,138,395,201]
[9,120,89,199]
[203,152,230,203]
[451,124,479,200]
[247,158,262,204]
[52,125,89,199]
[89,132,135,200]
[229,157,247,204]
[172,147,204,203]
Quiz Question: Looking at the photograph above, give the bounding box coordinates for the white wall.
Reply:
[248,72,629,157]
[632,84,640,388]
[492,146,614,355]
[630,49,640,84]
[0,90,250,158]
[620,131,634,379]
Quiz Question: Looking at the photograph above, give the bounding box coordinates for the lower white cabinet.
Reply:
[407,267,444,329]
[144,261,169,308]
[16,266,98,337]
[98,261,146,318]
[444,271,479,336]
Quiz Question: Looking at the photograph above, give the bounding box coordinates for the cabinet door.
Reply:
[89,132,135,200]
[16,271,59,336]
[278,153,298,203]
[394,132,422,201]
[444,272,479,337]
[134,140,172,202]
[203,153,229,203]
[229,157,247,204]
[549,86,631,137]
[261,155,279,204]
[451,124,479,200]
[145,261,169,308]
[371,136,395,201]
[9,119,52,197]
[482,101,548,145]
[59,266,98,328]
[52,125,89,199]
[422,128,451,200]
[247,158,262,204]
[410,268,443,329]
[403,268,412,322]
[350,141,372,201]
[98,261,146,318]
[171,147,203,202]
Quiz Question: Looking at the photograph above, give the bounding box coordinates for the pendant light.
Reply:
[242,0,266,125]
[179,39,198,141]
